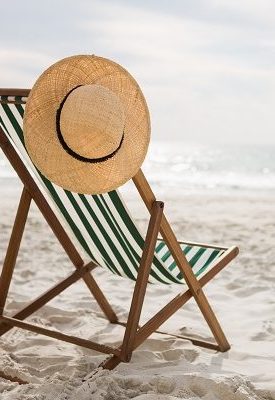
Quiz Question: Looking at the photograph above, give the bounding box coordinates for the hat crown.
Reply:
[60,84,125,159]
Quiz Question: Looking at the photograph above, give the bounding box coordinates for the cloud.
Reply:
[0,0,274,144]
[0,49,55,87]
[78,1,275,144]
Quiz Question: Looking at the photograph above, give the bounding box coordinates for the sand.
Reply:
[0,177,275,400]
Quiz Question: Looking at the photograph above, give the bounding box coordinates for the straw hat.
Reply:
[23,55,150,194]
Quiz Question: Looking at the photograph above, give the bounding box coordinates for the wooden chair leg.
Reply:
[133,170,230,352]
[99,353,122,370]
[120,200,164,362]
[101,201,164,368]
[82,272,118,323]
[0,187,31,315]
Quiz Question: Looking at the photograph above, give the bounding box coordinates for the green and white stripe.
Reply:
[0,97,226,285]
[155,240,224,279]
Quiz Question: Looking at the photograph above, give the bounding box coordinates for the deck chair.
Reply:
[0,88,239,370]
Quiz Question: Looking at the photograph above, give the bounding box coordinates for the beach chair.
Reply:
[0,89,239,370]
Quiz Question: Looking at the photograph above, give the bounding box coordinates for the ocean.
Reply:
[0,141,274,193]
[142,141,275,193]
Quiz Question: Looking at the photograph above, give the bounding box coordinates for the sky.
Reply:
[0,0,275,145]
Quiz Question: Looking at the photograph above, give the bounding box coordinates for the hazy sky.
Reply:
[1,0,274,145]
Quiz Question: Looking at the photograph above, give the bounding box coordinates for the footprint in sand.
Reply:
[161,348,199,363]
[251,320,275,341]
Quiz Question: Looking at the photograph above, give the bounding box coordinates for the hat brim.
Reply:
[23,55,150,194]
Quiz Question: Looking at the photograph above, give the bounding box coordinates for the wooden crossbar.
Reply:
[115,321,219,351]
[0,315,119,356]
[0,262,96,336]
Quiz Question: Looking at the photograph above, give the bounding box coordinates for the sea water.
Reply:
[0,141,274,193]
[142,141,275,193]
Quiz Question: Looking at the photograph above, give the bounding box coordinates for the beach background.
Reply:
[1,0,275,399]
[0,141,275,399]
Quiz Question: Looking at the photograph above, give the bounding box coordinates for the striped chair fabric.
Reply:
[0,95,226,285]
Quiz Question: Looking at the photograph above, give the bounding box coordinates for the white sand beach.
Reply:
[1,0,275,396]
[0,174,274,400]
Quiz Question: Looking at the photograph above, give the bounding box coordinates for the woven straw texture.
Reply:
[60,85,125,158]
[23,55,150,194]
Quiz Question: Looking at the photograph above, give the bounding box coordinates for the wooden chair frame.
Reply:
[0,89,239,372]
